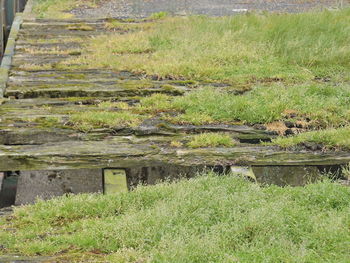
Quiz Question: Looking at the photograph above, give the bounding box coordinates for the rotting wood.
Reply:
[1,139,350,171]
[1,16,350,177]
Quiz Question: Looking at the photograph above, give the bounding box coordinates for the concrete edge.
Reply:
[23,0,34,15]
[0,13,23,98]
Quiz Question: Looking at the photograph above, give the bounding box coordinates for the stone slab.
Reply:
[15,169,103,205]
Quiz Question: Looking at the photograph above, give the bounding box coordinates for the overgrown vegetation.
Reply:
[0,174,349,262]
[29,5,350,149]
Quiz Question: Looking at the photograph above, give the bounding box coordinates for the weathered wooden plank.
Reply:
[0,139,350,171]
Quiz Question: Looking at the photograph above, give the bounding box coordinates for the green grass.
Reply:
[271,127,350,149]
[177,84,350,126]
[0,174,349,262]
[141,84,350,127]
[187,133,235,148]
[65,9,350,84]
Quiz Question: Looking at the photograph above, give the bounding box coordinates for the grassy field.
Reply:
[0,174,349,262]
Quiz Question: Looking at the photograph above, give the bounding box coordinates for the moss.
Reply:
[64,97,96,102]
[187,133,235,148]
[170,80,198,86]
[18,64,53,71]
[67,24,94,31]
[170,140,183,148]
[62,73,86,79]
[68,51,82,56]
[31,83,94,90]
[69,111,145,132]
[35,116,63,128]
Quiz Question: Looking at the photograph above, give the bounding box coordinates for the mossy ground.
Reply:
[0,174,349,262]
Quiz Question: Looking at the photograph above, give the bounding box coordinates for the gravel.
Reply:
[70,0,344,19]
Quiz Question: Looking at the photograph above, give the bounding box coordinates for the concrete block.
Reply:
[15,169,103,205]
[0,172,4,190]
[0,172,18,208]
[252,166,320,186]
[104,169,128,194]
[126,165,202,189]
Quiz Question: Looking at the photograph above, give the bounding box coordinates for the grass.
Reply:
[136,83,350,127]
[187,133,235,148]
[98,82,350,128]
[63,9,350,84]
[171,84,350,127]
[0,174,349,262]
[271,127,350,149]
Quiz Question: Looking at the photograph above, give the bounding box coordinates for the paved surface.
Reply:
[71,0,342,18]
